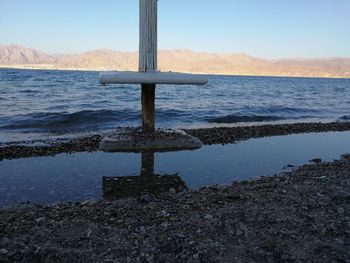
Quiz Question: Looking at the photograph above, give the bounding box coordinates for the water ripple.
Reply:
[0,68,350,142]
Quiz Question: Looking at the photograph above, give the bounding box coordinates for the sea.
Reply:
[1,68,350,145]
[1,68,350,206]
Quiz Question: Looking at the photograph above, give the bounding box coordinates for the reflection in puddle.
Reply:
[102,153,187,200]
[1,131,350,207]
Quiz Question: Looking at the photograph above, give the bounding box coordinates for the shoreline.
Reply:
[1,154,349,261]
[1,121,350,160]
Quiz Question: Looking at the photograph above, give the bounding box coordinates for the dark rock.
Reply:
[310,158,322,163]
[1,238,10,246]
[138,192,156,203]
[0,248,8,255]
[283,164,295,169]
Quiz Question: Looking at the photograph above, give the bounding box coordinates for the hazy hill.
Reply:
[0,44,57,65]
[1,44,349,78]
[57,49,138,71]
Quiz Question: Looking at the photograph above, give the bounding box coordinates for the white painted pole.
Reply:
[139,0,157,72]
[99,71,208,85]
[140,0,157,132]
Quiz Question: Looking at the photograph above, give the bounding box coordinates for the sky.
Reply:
[1,0,350,58]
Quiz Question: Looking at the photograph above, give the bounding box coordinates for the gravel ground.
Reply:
[1,154,349,262]
[1,122,350,160]
[0,135,102,161]
[184,122,350,145]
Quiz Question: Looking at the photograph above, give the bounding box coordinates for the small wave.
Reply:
[0,110,139,131]
[0,109,195,132]
[338,115,350,122]
[248,105,320,115]
[20,89,39,93]
[205,104,324,124]
[207,115,283,123]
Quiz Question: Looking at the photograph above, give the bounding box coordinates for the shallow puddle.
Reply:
[1,131,350,207]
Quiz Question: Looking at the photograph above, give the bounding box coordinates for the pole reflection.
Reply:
[102,152,187,200]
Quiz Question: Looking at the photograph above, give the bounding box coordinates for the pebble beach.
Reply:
[0,123,349,262]
[1,153,349,262]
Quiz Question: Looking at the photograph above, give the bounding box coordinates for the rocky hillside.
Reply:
[1,44,349,78]
[0,44,57,65]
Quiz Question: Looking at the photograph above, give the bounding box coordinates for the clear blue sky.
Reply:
[1,0,349,58]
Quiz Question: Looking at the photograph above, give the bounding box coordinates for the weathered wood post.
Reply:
[139,0,157,132]
[98,0,208,152]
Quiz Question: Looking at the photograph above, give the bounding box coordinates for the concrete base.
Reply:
[99,127,203,152]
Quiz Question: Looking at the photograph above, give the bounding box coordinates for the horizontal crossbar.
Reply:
[99,71,208,85]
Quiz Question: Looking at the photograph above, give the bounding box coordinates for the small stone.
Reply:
[310,158,322,163]
[335,238,344,244]
[81,200,96,206]
[204,214,214,220]
[176,233,185,238]
[139,226,146,234]
[283,164,294,169]
[7,250,17,257]
[1,237,10,246]
[337,207,344,214]
[0,248,8,254]
[22,235,30,245]
[341,153,350,160]
[160,210,170,217]
[35,217,45,223]
[138,193,156,203]
[82,206,90,211]
[20,247,32,257]
[236,223,248,237]
[34,246,41,254]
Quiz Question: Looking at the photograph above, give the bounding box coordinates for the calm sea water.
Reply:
[1,131,350,206]
[0,68,350,144]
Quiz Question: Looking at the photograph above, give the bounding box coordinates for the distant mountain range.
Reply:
[1,44,349,78]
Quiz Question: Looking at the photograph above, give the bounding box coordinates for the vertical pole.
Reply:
[141,84,155,131]
[139,0,157,133]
